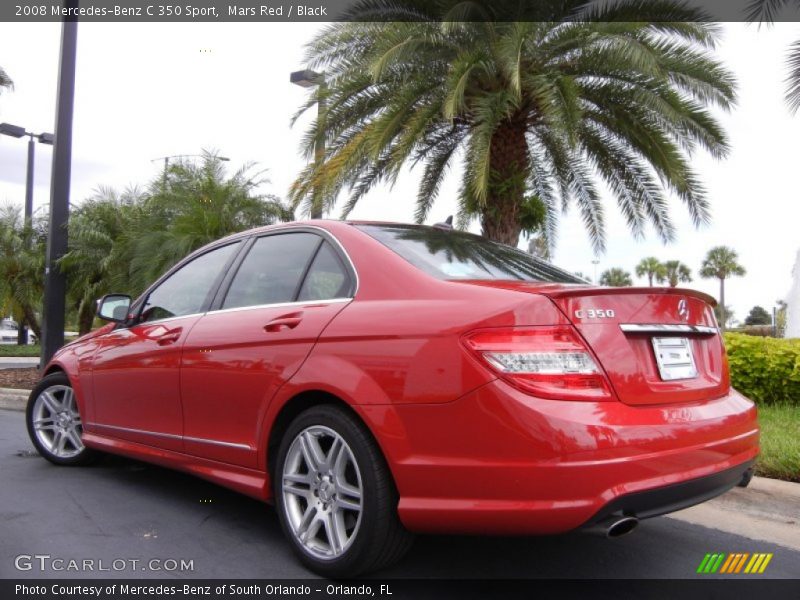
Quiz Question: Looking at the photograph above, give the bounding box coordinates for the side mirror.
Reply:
[96,294,132,323]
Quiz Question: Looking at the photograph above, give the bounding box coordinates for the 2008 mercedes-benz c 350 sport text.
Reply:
[27,220,759,576]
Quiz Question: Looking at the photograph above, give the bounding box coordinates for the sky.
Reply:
[1,21,799,323]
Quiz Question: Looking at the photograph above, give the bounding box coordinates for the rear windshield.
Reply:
[355,224,584,283]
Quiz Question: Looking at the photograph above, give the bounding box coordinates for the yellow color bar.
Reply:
[758,554,773,574]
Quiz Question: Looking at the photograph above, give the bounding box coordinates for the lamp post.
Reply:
[0,123,54,344]
[41,4,78,367]
[151,154,230,188]
[591,259,600,284]
[290,69,326,219]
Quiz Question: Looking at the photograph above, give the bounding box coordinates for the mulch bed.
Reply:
[0,368,39,390]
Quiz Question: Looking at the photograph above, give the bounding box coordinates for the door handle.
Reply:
[156,329,182,345]
[264,312,303,333]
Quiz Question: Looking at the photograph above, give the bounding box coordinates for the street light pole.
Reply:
[0,124,54,345]
[25,136,35,223]
[41,6,78,367]
[290,69,326,219]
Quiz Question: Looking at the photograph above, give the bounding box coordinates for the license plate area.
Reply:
[651,337,697,381]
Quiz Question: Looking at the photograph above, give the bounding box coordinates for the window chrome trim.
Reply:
[619,324,718,335]
[131,312,205,327]
[206,297,352,316]
[90,423,252,450]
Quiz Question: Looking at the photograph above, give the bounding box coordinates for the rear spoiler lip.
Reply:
[540,286,717,307]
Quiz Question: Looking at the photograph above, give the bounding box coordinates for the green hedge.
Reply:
[724,333,800,405]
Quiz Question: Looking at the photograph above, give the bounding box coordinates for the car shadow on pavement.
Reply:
[70,454,796,580]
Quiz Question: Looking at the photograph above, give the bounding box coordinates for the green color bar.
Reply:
[704,554,719,573]
[710,553,726,573]
[697,554,713,573]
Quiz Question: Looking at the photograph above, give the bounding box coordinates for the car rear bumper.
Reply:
[358,379,759,534]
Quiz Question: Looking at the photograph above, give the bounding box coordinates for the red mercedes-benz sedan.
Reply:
[27,220,758,576]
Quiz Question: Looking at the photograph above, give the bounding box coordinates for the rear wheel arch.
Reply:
[266,391,399,494]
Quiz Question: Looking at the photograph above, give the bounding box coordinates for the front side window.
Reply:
[222,233,321,309]
[141,242,240,322]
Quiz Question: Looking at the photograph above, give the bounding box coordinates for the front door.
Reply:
[91,242,241,451]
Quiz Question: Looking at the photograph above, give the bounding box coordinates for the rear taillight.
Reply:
[462,326,613,401]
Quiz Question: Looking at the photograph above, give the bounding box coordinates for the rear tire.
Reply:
[274,404,413,577]
[26,372,98,466]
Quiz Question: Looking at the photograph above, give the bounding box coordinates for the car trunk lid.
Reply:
[453,281,729,406]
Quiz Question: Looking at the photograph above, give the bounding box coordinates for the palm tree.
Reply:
[0,204,46,338]
[127,154,293,291]
[291,1,735,251]
[748,0,800,112]
[659,260,693,287]
[60,153,294,320]
[599,268,633,287]
[635,257,665,287]
[60,187,145,335]
[0,66,12,93]
[700,246,745,331]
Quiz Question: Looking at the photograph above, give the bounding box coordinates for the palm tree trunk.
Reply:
[78,298,96,336]
[22,305,40,340]
[480,120,529,246]
[648,274,653,286]
[719,277,726,331]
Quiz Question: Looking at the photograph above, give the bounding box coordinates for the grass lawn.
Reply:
[0,344,40,357]
[756,403,800,483]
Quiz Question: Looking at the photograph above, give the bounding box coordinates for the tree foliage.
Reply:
[635,257,665,286]
[659,260,692,287]
[292,0,735,250]
[0,205,46,337]
[0,65,12,93]
[599,267,633,287]
[747,0,800,112]
[58,153,293,334]
[745,305,772,326]
[700,246,745,331]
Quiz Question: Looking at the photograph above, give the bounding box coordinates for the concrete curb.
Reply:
[0,357,39,369]
[0,387,28,411]
[669,475,800,551]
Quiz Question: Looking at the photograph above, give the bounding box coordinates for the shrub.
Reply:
[724,333,800,405]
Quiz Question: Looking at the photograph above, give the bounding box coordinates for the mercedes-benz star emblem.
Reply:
[677,299,690,322]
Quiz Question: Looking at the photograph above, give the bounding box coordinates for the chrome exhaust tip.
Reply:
[607,516,639,538]
[588,515,640,538]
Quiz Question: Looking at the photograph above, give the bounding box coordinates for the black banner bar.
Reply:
[4,579,800,600]
[4,0,800,23]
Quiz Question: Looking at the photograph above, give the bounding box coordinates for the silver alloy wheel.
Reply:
[31,385,84,459]
[281,425,363,560]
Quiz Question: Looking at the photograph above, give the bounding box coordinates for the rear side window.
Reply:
[222,233,320,309]
[297,242,351,301]
[355,224,583,283]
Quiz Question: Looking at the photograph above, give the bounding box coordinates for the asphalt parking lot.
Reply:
[1,409,798,581]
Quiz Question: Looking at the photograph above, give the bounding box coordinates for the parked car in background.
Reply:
[0,318,36,344]
[26,221,759,577]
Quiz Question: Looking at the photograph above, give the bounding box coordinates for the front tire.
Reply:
[274,404,413,577]
[26,372,97,466]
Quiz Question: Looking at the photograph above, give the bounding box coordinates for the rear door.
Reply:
[179,231,354,467]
